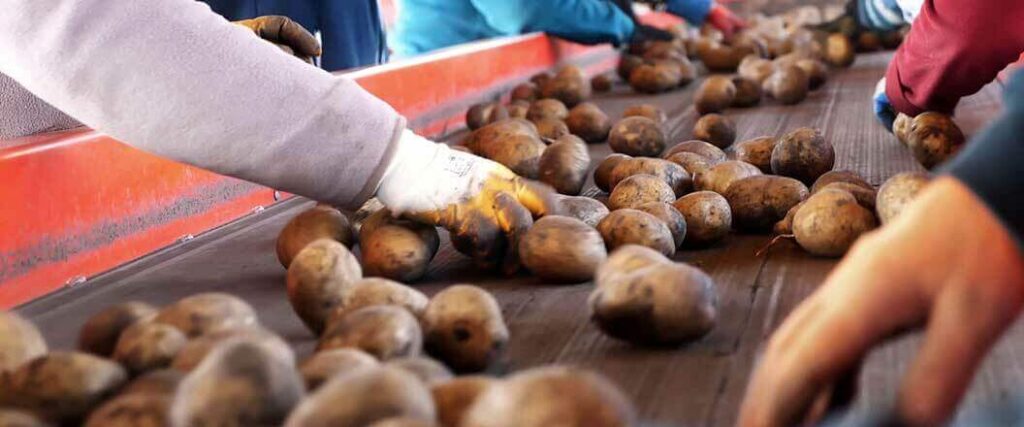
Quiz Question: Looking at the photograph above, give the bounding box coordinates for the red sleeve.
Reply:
[885,0,1024,116]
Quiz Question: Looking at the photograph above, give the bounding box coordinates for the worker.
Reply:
[0,0,553,270]
[389,0,745,57]
[826,0,1023,131]
[199,0,388,71]
[737,6,1024,426]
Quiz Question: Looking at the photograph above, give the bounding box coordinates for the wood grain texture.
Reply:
[16,52,1005,426]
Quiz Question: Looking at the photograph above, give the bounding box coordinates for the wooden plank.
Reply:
[15,51,1006,427]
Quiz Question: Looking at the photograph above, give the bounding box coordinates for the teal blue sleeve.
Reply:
[469,0,635,45]
[665,0,713,24]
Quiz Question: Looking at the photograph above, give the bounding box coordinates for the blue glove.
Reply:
[873,78,896,131]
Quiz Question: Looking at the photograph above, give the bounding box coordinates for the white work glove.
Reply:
[376,131,559,273]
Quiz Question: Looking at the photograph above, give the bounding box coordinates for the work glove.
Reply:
[873,78,896,132]
[235,16,322,64]
[376,131,559,274]
[630,24,677,45]
[738,177,1024,427]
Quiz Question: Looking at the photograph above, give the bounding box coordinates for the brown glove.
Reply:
[235,16,321,64]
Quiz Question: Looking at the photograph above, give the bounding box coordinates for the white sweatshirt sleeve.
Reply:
[0,0,406,208]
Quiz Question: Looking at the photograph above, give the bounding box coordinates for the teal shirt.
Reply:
[390,0,636,57]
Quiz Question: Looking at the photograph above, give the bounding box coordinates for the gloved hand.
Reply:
[376,131,559,274]
[873,78,897,132]
[630,24,677,45]
[235,16,322,64]
[706,4,746,39]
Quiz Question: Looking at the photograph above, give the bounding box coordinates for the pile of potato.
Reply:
[0,286,638,427]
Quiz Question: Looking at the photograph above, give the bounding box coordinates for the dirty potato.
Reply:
[628,63,681,94]
[608,174,676,210]
[154,293,258,338]
[824,33,856,67]
[533,117,570,141]
[286,238,363,335]
[556,195,611,228]
[84,393,171,427]
[431,376,497,427]
[635,202,687,248]
[0,351,128,424]
[622,104,666,125]
[694,160,763,194]
[733,136,777,173]
[1,311,48,374]
[666,152,715,176]
[327,278,429,324]
[510,83,539,103]
[594,154,632,193]
[113,321,188,375]
[466,102,509,131]
[527,99,569,122]
[694,76,737,115]
[672,191,732,247]
[360,211,440,283]
[385,357,454,385]
[662,140,728,163]
[764,65,810,105]
[565,103,611,143]
[299,349,379,391]
[608,157,692,197]
[171,326,293,372]
[539,135,590,195]
[724,175,809,232]
[608,117,666,157]
[318,305,423,361]
[905,112,965,169]
[793,189,878,257]
[119,369,184,397]
[591,74,614,92]
[423,285,508,373]
[692,113,736,149]
[876,172,931,224]
[811,170,872,193]
[597,209,676,257]
[795,59,828,90]
[77,301,156,358]
[276,205,355,268]
[770,127,834,185]
[519,216,608,283]
[284,367,435,427]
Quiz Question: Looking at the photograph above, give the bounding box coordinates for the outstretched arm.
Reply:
[0,0,405,208]
[469,0,636,45]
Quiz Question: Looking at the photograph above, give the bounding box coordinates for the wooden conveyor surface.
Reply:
[16,52,1009,426]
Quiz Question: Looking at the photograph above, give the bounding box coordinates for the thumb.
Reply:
[898,282,1024,425]
[509,178,560,218]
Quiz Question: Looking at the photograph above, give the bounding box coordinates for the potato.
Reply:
[905,112,965,169]
[663,140,728,163]
[477,132,547,179]
[530,72,551,87]
[170,340,304,427]
[532,117,570,141]
[694,76,737,115]
[628,63,681,93]
[773,201,803,235]
[286,239,362,334]
[876,172,930,224]
[113,321,188,375]
[0,351,128,424]
[670,57,698,86]
[276,205,354,268]
[771,127,835,185]
[593,154,632,193]
[527,99,569,122]
[764,65,809,105]
[666,152,714,176]
[386,357,454,385]
[565,103,611,143]
[811,170,872,193]
[856,31,882,52]
[622,104,666,125]
[77,301,155,357]
[794,189,878,257]
[120,369,184,397]
[360,212,440,283]
[0,311,47,374]
[318,306,423,361]
[465,102,508,131]
[893,112,913,145]
[795,59,828,90]
[824,33,855,67]
[733,136,777,173]
[84,393,171,427]
[431,376,496,427]
[423,285,508,373]
[519,216,608,283]
[695,160,762,194]
[510,83,538,102]
[590,245,717,344]
[608,174,676,210]
[608,117,666,157]
[617,55,644,81]
[597,209,675,257]
[461,366,636,427]
[154,293,258,338]
[695,39,749,72]
[284,367,435,427]
[724,175,809,232]
[693,113,736,149]
[731,76,762,108]
[539,135,590,195]
[541,70,591,107]
[642,40,686,61]
[819,182,877,209]
[609,157,692,197]
[506,100,530,120]
[0,409,47,427]
[299,349,378,391]
[591,74,613,92]
[327,278,429,324]
[556,195,610,227]
[881,30,904,49]
[635,202,687,248]
[672,191,732,247]
[738,55,774,83]
[171,326,293,372]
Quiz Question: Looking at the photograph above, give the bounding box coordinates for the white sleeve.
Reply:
[0,0,405,208]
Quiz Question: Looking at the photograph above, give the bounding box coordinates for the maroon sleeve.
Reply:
[885,0,1024,116]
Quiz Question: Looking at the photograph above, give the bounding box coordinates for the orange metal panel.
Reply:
[0,13,680,308]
